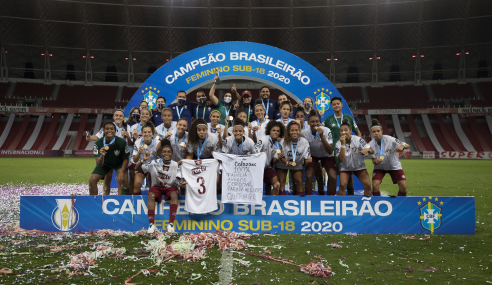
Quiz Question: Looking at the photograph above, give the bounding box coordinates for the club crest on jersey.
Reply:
[51,199,79,232]
[141,86,160,109]
[194,160,203,165]
[287,151,300,157]
[314,88,331,113]
[191,166,207,175]
[419,197,443,233]
[162,166,170,171]
[114,150,120,156]
[93,145,98,155]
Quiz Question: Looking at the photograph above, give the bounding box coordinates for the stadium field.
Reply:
[0,158,491,284]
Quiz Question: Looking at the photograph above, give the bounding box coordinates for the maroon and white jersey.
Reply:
[227,125,250,137]
[367,135,406,171]
[276,137,310,170]
[142,160,180,188]
[335,135,370,172]
[182,159,219,214]
[187,134,220,159]
[276,118,293,127]
[128,122,148,139]
[155,122,177,139]
[222,136,257,155]
[207,123,225,138]
[255,135,282,168]
[167,132,188,163]
[250,119,270,139]
[300,127,333,158]
[131,137,158,164]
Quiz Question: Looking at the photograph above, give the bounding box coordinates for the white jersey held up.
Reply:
[300,127,333,158]
[367,135,406,171]
[213,152,266,205]
[141,160,180,188]
[255,135,281,168]
[182,159,219,214]
[222,136,257,155]
[335,135,370,172]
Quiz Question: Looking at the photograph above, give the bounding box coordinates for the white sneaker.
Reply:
[167,223,175,233]
[148,223,156,234]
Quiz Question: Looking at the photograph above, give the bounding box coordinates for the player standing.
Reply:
[250,99,270,142]
[132,123,157,195]
[273,94,294,120]
[126,107,140,127]
[186,118,220,160]
[209,80,236,125]
[323,96,361,195]
[89,122,130,195]
[222,118,257,155]
[225,109,251,139]
[137,139,184,234]
[368,118,410,196]
[276,101,294,127]
[155,108,177,140]
[166,118,189,164]
[255,120,284,195]
[336,119,374,196]
[128,108,153,193]
[207,110,225,142]
[276,121,312,195]
[301,110,335,195]
[168,90,195,127]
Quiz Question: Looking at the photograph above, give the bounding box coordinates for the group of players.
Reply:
[87,83,410,233]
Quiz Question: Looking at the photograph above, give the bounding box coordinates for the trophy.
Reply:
[214,68,221,85]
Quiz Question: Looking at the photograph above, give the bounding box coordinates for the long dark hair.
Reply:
[283,121,302,146]
[127,107,140,123]
[188,118,208,146]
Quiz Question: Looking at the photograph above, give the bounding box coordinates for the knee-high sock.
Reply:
[397,190,406,196]
[148,209,155,224]
[373,191,381,196]
[169,204,178,224]
[347,187,355,196]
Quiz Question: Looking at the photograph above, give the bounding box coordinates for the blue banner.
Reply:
[20,195,475,235]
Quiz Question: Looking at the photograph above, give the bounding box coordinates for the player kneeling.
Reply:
[368,119,410,196]
[336,119,374,196]
[89,122,131,195]
[136,139,185,234]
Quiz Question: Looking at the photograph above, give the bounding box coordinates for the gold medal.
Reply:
[291,162,296,167]
[166,131,172,137]
[257,126,261,129]
[180,142,186,147]
[149,151,153,154]
[265,115,269,119]
[276,149,281,154]
[104,146,109,150]
[143,145,148,149]
[134,130,138,133]
[380,156,384,160]
[228,116,233,121]
[155,136,160,140]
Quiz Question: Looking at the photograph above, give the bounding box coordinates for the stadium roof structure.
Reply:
[0,0,491,86]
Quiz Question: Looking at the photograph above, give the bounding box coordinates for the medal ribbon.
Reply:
[176,105,184,119]
[333,113,344,129]
[196,134,208,160]
[113,122,124,133]
[291,139,299,162]
[235,137,244,155]
[262,99,269,117]
[103,136,116,147]
[269,136,279,151]
[196,106,206,119]
[379,138,384,157]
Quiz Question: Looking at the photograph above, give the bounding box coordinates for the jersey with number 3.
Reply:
[181,159,219,214]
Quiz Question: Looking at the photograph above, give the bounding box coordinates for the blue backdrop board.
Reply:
[20,195,475,235]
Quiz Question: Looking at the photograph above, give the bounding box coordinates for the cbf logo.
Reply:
[141,86,160,109]
[314,88,331,113]
[418,197,443,233]
[51,199,79,231]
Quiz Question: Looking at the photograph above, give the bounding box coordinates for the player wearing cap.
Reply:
[137,139,186,234]
[155,108,177,140]
[301,110,335,196]
[336,119,374,196]
[209,79,236,125]
[250,99,270,143]
[255,120,284,195]
[222,117,257,155]
[234,89,255,122]
[273,94,294,120]
[276,121,312,195]
[368,118,410,196]
[186,118,220,160]
[168,90,195,127]
[193,90,214,123]
[276,101,294,127]
[323,96,361,195]
[151,96,167,126]
[89,121,130,195]
[132,123,158,195]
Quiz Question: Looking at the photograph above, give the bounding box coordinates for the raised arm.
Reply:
[209,82,219,106]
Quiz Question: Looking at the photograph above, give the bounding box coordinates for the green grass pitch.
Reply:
[0,158,491,284]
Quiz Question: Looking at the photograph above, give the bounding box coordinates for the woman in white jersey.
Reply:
[276,121,312,195]
[336,119,374,196]
[294,107,309,130]
[301,110,335,196]
[155,108,177,140]
[250,99,270,143]
[207,110,224,148]
[137,139,185,234]
[127,108,153,193]
[255,120,284,195]
[186,118,220,160]
[164,118,189,164]
[132,123,157,195]
[276,101,294,127]
[222,117,257,155]
[86,110,131,195]
[224,109,251,140]
[368,118,409,196]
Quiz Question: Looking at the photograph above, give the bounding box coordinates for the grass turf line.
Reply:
[0,158,491,284]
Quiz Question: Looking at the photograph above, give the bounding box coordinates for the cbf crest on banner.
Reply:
[419,197,443,233]
[51,199,79,231]
[124,41,353,122]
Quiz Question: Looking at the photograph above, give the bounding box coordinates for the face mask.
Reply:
[132,113,140,120]
[197,97,206,104]
[177,98,186,105]
[157,102,165,109]
[224,97,232,103]
[304,102,313,109]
